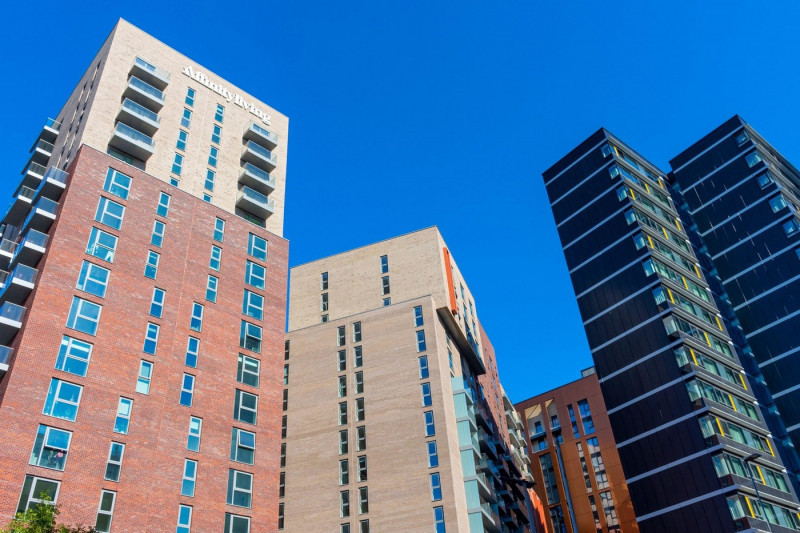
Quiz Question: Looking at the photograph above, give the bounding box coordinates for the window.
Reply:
[143,322,160,354]
[414,306,423,327]
[66,296,102,335]
[279,471,286,497]
[283,364,289,386]
[176,130,188,151]
[204,169,215,192]
[181,459,197,497]
[278,503,284,530]
[157,192,171,217]
[416,330,427,352]
[746,151,763,167]
[43,379,82,421]
[418,356,429,379]
[87,227,118,263]
[735,130,750,146]
[150,288,165,318]
[95,197,125,230]
[338,375,347,398]
[430,473,442,501]
[358,487,369,514]
[784,219,800,236]
[540,453,559,504]
[145,250,160,279]
[421,382,432,407]
[190,302,204,331]
[231,428,255,464]
[282,389,288,411]
[187,417,202,452]
[359,520,369,533]
[341,525,351,533]
[215,104,225,123]
[234,390,258,424]
[177,505,192,533]
[237,354,260,387]
[321,271,329,290]
[227,469,252,508]
[338,350,347,371]
[382,297,391,306]
[353,322,362,342]
[180,374,195,406]
[55,336,92,377]
[757,171,774,188]
[321,292,329,312]
[103,168,131,200]
[172,153,184,176]
[356,426,366,451]
[29,425,71,471]
[136,360,153,394]
[180,108,192,128]
[587,437,609,490]
[94,490,116,532]
[340,459,349,485]
[185,88,195,107]
[210,245,222,270]
[357,455,367,482]
[104,442,124,482]
[245,261,265,289]
[354,346,363,368]
[240,321,262,353]
[339,430,349,454]
[770,195,788,212]
[600,491,619,529]
[213,217,225,242]
[185,337,199,368]
[16,475,60,514]
[170,177,178,187]
[380,254,388,273]
[339,402,348,425]
[578,399,594,433]
[224,514,250,533]
[150,220,166,247]
[208,146,219,167]
[243,290,264,320]
[281,443,286,467]
[354,371,364,394]
[427,441,439,468]
[248,233,268,261]
[340,491,350,517]
[211,124,221,145]
[381,276,390,295]
[424,411,435,436]
[355,398,365,421]
[433,506,446,533]
[114,397,133,434]
[337,326,346,347]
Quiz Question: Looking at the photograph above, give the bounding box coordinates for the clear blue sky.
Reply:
[3,1,800,402]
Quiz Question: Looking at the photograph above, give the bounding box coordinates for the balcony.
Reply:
[130,57,170,90]
[243,122,278,149]
[0,264,37,304]
[21,162,46,190]
[12,229,48,267]
[0,302,25,344]
[470,471,497,502]
[123,76,165,111]
[241,140,277,171]
[469,502,500,533]
[38,118,61,144]
[5,185,37,225]
[0,345,12,377]
[29,139,53,165]
[109,122,155,161]
[239,163,276,195]
[236,186,274,220]
[40,167,69,201]
[0,240,16,268]
[21,197,57,234]
[118,98,161,136]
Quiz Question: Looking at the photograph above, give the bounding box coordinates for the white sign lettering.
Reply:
[182,66,271,126]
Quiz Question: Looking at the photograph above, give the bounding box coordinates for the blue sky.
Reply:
[3,1,800,402]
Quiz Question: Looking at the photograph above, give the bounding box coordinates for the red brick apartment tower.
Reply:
[0,19,288,532]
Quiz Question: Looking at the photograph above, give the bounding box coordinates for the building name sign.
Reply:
[182,66,271,126]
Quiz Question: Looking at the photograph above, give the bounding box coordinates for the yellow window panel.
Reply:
[703,331,711,347]
[767,439,775,456]
[689,348,698,365]
[647,235,654,248]
[662,227,670,239]
[745,496,755,518]
[716,316,723,331]
[667,288,676,303]
[728,394,737,411]
[756,465,766,484]
[715,417,725,436]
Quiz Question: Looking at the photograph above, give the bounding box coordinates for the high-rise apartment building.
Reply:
[282,227,539,533]
[0,19,288,532]
[515,368,638,533]
[543,129,800,532]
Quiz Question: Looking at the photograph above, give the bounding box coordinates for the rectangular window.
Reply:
[355,398,365,421]
[227,469,252,508]
[211,124,221,145]
[150,287,165,318]
[95,197,125,230]
[578,399,595,434]
[283,389,288,411]
[339,458,349,485]
[55,336,92,377]
[321,271,329,290]
[187,417,202,452]
[234,390,258,425]
[278,503,284,530]
[43,378,82,421]
[145,250,160,279]
[243,290,264,320]
[339,429,349,454]
[94,490,116,532]
[66,297,102,336]
[240,321,262,353]
[338,349,347,371]
[104,442,124,482]
[210,245,221,270]
[185,337,199,368]
[245,261,265,289]
[354,371,364,394]
[16,475,60,514]
[283,364,289,386]
[339,402,348,425]
[380,254,388,273]
[157,192,171,218]
[230,428,255,465]
[382,297,391,306]
[185,88,195,107]
[338,375,347,398]
[224,514,250,533]
[181,459,197,497]
[337,326,346,347]
[357,455,367,482]
[353,322,362,342]
[177,505,192,533]
[213,217,225,242]
[424,411,435,436]
[354,346,363,368]
[279,471,286,498]
[247,233,268,261]
[358,487,369,514]
[180,374,195,406]
[418,356,429,379]
[427,441,439,468]
[87,227,118,263]
[360,520,369,533]
[143,322,160,355]
[215,104,225,123]
[136,360,153,394]
[151,220,165,247]
[114,397,133,434]
[416,330,427,352]
[180,108,192,128]
[176,129,188,151]
[237,354,260,387]
[434,507,446,533]
[356,426,366,451]
[381,276,390,295]
[204,169,215,192]
[208,146,219,167]
[172,153,184,176]
[430,473,442,501]
[757,171,774,188]
[203,275,218,303]
[421,382,432,407]
[341,524,351,533]
[29,425,72,471]
[340,490,350,518]
[321,292,329,312]
[414,306,423,327]
[281,443,286,467]
[784,219,800,236]
[746,151,763,167]
[103,168,131,200]
[770,195,788,212]
[190,302,204,332]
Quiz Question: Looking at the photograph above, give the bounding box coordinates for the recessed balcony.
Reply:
[0,240,16,269]
[243,122,278,149]
[118,98,160,136]
[21,197,57,234]
[469,502,500,533]
[40,167,69,201]
[0,264,37,305]
[241,140,277,171]
[123,76,165,112]
[29,139,53,166]
[130,57,170,91]
[21,162,46,190]
[109,122,155,161]
[236,186,274,220]
[38,118,61,144]
[12,229,48,268]
[5,185,37,226]
[0,345,12,377]
[239,163,276,195]
[0,302,25,345]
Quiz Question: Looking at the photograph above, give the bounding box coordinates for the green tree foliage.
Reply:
[1,494,96,533]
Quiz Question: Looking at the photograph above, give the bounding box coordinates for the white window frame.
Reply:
[151,220,165,247]
[180,374,195,407]
[17,476,60,514]
[136,360,153,394]
[143,322,160,355]
[355,397,365,422]
[240,321,262,353]
[86,227,118,263]
[185,337,200,368]
[234,390,258,425]
[182,459,197,497]
[43,378,82,422]
[29,424,72,471]
[150,287,165,318]
[145,250,160,279]
[95,197,125,230]
[157,192,171,218]
[414,306,424,327]
[354,371,364,394]
[66,297,102,336]
[245,261,265,289]
[224,514,250,533]
[104,442,125,482]
[187,417,202,452]
[243,290,264,320]
[114,397,133,434]
[353,322,362,342]
[213,217,225,242]
[55,336,92,377]
[421,382,432,407]
[103,168,131,200]
[190,302,204,332]
[227,469,253,508]
[237,354,260,387]
[231,427,256,465]
[210,245,222,270]
[248,233,267,261]
[177,504,192,533]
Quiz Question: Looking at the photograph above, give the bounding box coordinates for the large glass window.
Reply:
[104,442,124,482]
[227,470,252,508]
[114,398,133,434]
[55,336,92,377]
[234,390,258,425]
[66,297,102,335]
[177,505,192,533]
[87,227,118,263]
[243,290,264,320]
[103,168,131,200]
[95,197,125,230]
[237,354,260,387]
[231,428,255,465]
[76,261,110,298]
[245,261,265,289]
[94,490,116,533]
[248,234,267,261]
[16,476,59,514]
[240,321,262,353]
[43,379,82,421]
[224,514,250,533]
[29,425,71,471]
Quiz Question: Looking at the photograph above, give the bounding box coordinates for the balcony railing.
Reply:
[244,121,278,148]
[0,345,12,367]
[0,301,25,323]
[125,76,165,110]
[110,122,155,161]
[29,139,53,165]
[21,197,57,234]
[23,162,46,180]
[132,57,170,89]
[236,185,275,220]
[241,140,277,170]
[41,167,69,199]
[119,98,160,135]
[239,163,276,194]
